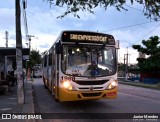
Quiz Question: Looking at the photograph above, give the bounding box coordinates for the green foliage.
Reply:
[28,49,42,68]
[46,0,160,20]
[132,36,160,72]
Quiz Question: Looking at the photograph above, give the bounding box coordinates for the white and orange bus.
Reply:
[42,30,119,102]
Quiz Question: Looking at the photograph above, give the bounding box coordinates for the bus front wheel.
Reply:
[54,95,59,102]
[55,98,59,102]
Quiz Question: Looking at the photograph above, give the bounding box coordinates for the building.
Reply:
[0,47,29,79]
[139,52,145,58]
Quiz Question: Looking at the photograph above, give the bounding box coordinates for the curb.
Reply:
[23,81,35,113]
[20,81,35,122]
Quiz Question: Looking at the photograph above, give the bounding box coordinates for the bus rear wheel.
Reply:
[44,84,47,89]
[55,98,59,102]
[54,95,59,102]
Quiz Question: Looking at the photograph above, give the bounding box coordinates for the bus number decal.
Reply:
[61,76,75,82]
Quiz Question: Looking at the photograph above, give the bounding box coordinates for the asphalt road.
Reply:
[32,78,160,122]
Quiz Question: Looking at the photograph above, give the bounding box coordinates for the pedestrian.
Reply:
[6,71,16,86]
[1,71,5,80]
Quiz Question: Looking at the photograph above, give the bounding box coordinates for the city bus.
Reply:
[42,30,119,102]
[33,64,42,78]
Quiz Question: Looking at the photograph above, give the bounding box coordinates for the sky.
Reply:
[0,0,160,64]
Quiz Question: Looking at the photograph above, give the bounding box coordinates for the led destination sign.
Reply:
[70,34,107,42]
[62,31,115,45]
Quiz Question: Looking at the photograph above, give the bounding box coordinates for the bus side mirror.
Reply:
[56,43,61,54]
[115,40,120,49]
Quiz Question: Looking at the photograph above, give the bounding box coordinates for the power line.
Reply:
[101,20,160,48]
[125,4,143,12]
[120,22,160,49]
[101,20,160,32]
[125,4,157,21]
[130,22,160,46]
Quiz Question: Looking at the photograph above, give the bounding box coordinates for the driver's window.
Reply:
[68,48,75,67]
[62,46,67,71]
[104,48,113,65]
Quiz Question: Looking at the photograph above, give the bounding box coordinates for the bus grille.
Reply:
[82,92,102,97]
[74,80,108,85]
[79,87,103,90]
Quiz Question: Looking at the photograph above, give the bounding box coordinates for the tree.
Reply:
[46,0,160,20]
[28,49,42,68]
[132,36,160,72]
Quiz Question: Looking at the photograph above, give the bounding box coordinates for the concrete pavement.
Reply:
[0,80,35,121]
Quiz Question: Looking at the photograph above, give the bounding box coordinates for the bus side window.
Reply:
[49,52,52,66]
[44,55,47,67]
[52,49,55,65]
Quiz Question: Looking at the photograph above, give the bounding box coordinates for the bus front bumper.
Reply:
[58,87,118,102]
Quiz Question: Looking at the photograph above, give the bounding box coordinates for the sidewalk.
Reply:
[0,80,35,121]
[119,79,160,90]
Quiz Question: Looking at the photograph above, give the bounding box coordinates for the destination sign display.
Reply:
[70,34,107,42]
[62,31,115,45]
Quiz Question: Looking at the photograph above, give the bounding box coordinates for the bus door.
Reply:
[55,53,60,99]
[48,50,52,91]
[54,42,61,100]
[43,52,49,87]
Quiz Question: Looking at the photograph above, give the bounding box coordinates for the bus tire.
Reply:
[55,98,59,102]
[44,84,47,89]
[54,94,59,102]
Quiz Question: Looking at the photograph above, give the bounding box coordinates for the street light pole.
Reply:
[16,0,24,104]
[27,35,34,50]
[5,31,9,48]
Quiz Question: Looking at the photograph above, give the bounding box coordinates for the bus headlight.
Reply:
[106,80,118,90]
[61,81,76,91]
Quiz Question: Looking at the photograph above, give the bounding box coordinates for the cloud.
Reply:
[29,33,57,53]
[1,0,160,65]
[39,43,50,48]
[0,8,15,31]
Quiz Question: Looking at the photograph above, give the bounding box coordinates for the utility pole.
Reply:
[126,47,129,73]
[125,47,129,80]
[16,0,24,104]
[5,31,9,48]
[124,54,126,66]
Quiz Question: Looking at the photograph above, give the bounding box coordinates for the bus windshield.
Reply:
[61,45,116,77]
